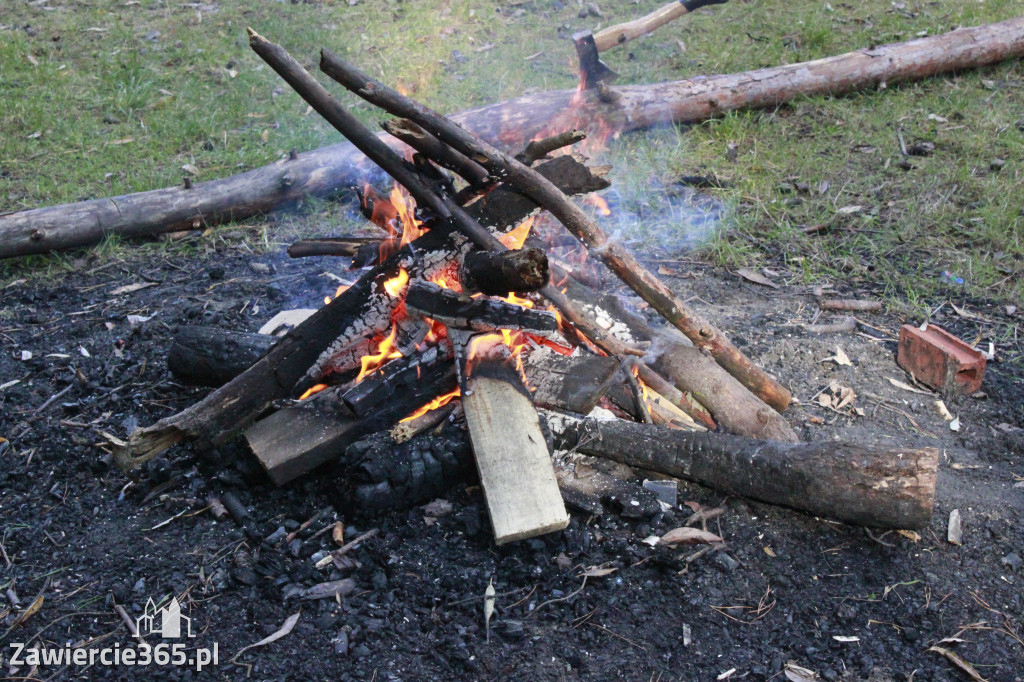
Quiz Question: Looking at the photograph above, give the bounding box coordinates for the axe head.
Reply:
[573,31,618,90]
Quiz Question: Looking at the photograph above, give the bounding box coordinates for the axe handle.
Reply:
[592,0,728,52]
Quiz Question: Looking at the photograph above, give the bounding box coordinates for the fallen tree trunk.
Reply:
[4,17,1023,259]
[548,414,939,529]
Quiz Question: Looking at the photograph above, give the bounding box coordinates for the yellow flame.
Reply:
[355,325,401,382]
[383,268,409,298]
[499,216,535,250]
[500,291,534,309]
[398,386,461,423]
[299,383,328,401]
[587,194,611,216]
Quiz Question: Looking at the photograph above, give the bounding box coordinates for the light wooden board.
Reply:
[462,373,569,544]
[245,404,357,486]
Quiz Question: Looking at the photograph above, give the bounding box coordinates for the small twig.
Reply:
[34,384,73,413]
[333,528,379,557]
[621,358,653,424]
[587,622,648,651]
[529,576,588,615]
[896,126,909,156]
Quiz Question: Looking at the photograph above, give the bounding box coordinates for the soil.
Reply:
[1,235,1022,681]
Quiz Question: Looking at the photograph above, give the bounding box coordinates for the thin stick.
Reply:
[621,358,653,424]
[382,119,489,187]
[319,49,791,412]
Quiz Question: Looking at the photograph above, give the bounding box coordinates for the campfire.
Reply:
[116,30,939,544]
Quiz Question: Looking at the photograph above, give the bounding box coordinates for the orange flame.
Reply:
[355,325,402,382]
[299,383,328,401]
[430,271,460,291]
[325,283,351,306]
[383,268,409,297]
[499,216,535,250]
[390,185,427,247]
[587,194,611,216]
[398,386,461,423]
[500,291,534,309]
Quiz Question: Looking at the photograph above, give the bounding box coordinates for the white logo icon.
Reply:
[136,597,194,639]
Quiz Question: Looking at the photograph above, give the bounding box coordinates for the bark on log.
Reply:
[4,18,1022,259]
[287,237,383,259]
[115,155,609,470]
[549,414,939,529]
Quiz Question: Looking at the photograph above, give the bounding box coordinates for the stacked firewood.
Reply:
[114,30,939,541]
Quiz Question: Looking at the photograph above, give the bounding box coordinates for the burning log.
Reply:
[547,413,939,529]
[455,332,569,544]
[5,18,1023,259]
[116,153,609,470]
[404,280,557,334]
[246,352,458,485]
[319,49,792,412]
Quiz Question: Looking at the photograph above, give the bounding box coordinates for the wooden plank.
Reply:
[246,402,359,486]
[459,342,568,544]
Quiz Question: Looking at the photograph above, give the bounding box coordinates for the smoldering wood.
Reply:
[557,275,795,441]
[6,17,1024,259]
[341,346,454,419]
[115,155,609,471]
[461,248,550,295]
[403,280,558,334]
[319,48,792,412]
[522,349,620,415]
[549,414,939,529]
[554,457,662,518]
[390,401,459,443]
[245,358,458,485]
[336,430,475,519]
[287,237,383,259]
[167,326,275,387]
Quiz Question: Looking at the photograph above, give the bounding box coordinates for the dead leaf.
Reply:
[232,611,300,660]
[832,635,860,642]
[108,137,134,145]
[658,265,677,276]
[837,205,863,215]
[821,346,852,366]
[817,393,833,408]
[927,646,987,681]
[26,53,39,66]
[835,386,856,410]
[484,578,495,643]
[658,527,723,547]
[736,267,778,288]
[110,281,157,295]
[579,566,617,577]
[763,546,777,557]
[14,594,44,627]
[935,400,953,421]
[181,163,199,176]
[301,579,356,601]
[897,530,921,542]
[784,662,821,681]
[717,669,737,680]
[887,377,932,395]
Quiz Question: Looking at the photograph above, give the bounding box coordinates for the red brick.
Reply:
[897,324,986,394]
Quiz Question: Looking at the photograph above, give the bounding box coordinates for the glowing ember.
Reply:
[499,216,535,250]
[587,194,611,216]
[298,383,328,401]
[430,272,461,291]
[355,325,402,382]
[398,386,461,423]
[500,291,535,309]
[383,268,409,298]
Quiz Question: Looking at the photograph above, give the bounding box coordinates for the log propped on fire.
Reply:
[114,30,941,540]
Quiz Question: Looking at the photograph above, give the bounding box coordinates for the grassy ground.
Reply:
[1,0,1022,306]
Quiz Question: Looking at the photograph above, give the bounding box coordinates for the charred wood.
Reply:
[461,247,549,295]
[287,237,384,259]
[342,346,454,419]
[167,326,275,388]
[404,280,558,334]
[522,349,620,415]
